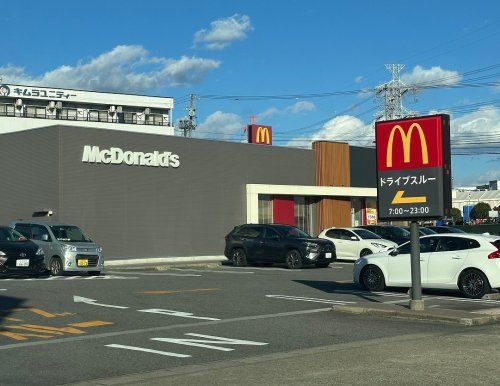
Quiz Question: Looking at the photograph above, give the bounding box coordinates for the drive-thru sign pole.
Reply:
[409,221,424,310]
[375,115,451,312]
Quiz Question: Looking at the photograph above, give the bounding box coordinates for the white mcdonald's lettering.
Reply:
[386,123,428,167]
[255,126,270,144]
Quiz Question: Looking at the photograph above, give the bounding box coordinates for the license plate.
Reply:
[16,259,29,267]
[77,259,89,267]
[325,253,332,259]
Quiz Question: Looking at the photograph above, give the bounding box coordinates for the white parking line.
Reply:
[266,294,356,305]
[106,344,190,358]
[471,308,500,315]
[108,271,201,277]
[224,266,302,272]
[169,268,254,274]
[0,275,139,282]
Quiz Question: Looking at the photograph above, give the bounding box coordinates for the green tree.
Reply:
[451,207,463,223]
[470,202,492,220]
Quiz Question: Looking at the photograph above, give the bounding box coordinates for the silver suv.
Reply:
[10,221,104,276]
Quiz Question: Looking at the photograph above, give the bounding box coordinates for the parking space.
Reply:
[0,261,499,384]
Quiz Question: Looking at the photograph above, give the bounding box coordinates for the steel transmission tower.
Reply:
[375,64,418,121]
[177,94,197,137]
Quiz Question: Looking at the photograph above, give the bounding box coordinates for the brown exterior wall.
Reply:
[313,141,352,230]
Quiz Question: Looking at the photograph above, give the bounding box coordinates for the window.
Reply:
[88,110,99,122]
[258,195,272,224]
[264,227,281,240]
[397,237,438,255]
[98,110,109,122]
[0,227,26,242]
[49,225,91,242]
[436,237,479,252]
[14,224,31,238]
[339,229,355,240]
[31,225,51,241]
[60,108,77,120]
[124,112,136,124]
[325,229,341,239]
[353,229,381,240]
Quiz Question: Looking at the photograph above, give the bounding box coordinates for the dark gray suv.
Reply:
[224,224,336,269]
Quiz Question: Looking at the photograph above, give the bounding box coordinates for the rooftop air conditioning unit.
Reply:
[55,102,62,110]
[109,105,116,115]
[144,108,151,115]
[116,106,123,113]
[15,99,23,109]
[48,101,56,110]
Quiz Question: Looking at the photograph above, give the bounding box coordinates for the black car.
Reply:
[357,225,410,245]
[0,226,46,276]
[425,226,467,234]
[402,226,437,236]
[224,224,336,269]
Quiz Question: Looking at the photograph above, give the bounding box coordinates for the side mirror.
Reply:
[350,236,358,241]
[389,248,399,256]
[42,234,49,241]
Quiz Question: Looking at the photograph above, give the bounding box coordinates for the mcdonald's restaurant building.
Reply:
[0,124,378,260]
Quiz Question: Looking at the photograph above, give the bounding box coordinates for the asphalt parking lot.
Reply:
[1,261,500,385]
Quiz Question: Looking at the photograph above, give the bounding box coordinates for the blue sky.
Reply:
[1,0,499,186]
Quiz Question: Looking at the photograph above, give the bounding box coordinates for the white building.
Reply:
[0,83,174,136]
[453,190,500,213]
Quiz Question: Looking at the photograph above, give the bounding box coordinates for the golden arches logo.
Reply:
[386,123,429,168]
[255,126,271,144]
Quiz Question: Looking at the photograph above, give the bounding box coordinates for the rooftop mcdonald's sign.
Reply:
[247,125,272,145]
[375,115,452,221]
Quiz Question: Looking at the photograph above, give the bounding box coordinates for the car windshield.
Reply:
[389,227,410,237]
[445,227,466,233]
[420,228,436,235]
[273,225,310,239]
[353,229,381,240]
[49,225,92,242]
[0,227,27,242]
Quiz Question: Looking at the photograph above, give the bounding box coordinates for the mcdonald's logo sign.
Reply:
[375,114,452,221]
[248,124,272,145]
[376,116,445,171]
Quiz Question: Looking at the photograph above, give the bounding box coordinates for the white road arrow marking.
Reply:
[138,309,220,320]
[73,295,129,309]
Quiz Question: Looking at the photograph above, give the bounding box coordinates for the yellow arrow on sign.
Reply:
[391,190,427,204]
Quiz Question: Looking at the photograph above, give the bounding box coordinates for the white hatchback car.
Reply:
[353,233,500,298]
[318,227,397,261]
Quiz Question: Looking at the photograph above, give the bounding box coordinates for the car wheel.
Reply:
[315,261,330,268]
[50,257,64,276]
[88,271,101,276]
[231,248,247,267]
[361,265,385,291]
[285,249,303,269]
[360,249,372,257]
[458,269,491,299]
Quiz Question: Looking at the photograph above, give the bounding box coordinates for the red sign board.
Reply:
[376,115,445,171]
[375,114,451,221]
[247,125,272,145]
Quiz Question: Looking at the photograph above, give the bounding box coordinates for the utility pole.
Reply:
[375,64,418,121]
[177,94,197,137]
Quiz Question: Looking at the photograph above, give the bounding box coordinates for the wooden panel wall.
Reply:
[313,141,350,187]
[313,141,352,231]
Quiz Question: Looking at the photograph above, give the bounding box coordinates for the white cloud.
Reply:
[355,75,363,84]
[286,101,316,114]
[195,111,244,140]
[194,14,253,50]
[258,101,316,119]
[401,65,461,86]
[0,45,220,92]
[259,107,280,118]
[287,115,374,148]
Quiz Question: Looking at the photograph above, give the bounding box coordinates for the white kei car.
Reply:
[353,233,500,298]
[318,227,397,261]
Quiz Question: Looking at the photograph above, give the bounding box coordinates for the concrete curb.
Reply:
[331,304,500,326]
[104,256,227,268]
